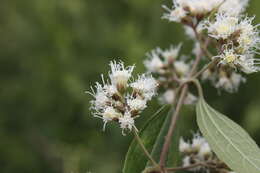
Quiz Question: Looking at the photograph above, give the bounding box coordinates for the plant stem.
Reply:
[159,85,188,167]
[166,162,207,172]
[159,24,211,170]
[133,128,160,169]
[192,58,219,78]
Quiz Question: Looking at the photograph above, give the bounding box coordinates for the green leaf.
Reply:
[123,106,170,173]
[146,108,175,166]
[196,98,260,173]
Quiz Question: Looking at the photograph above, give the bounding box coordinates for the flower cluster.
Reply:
[144,45,197,105]
[162,0,248,24]
[201,66,246,93]
[88,61,158,135]
[179,133,236,173]
[199,12,260,91]
[205,14,260,73]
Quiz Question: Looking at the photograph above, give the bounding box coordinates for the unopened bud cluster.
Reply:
[88,61,157,135]
[144,45,197,105]
[201,66,246,93]
[179,133,236,173]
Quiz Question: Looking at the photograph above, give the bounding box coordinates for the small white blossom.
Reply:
[218,46,239,65]
[192,42,201,56]
[159,90,175,104]
[103,84,118,97]
[174,61,190,75]
[237,16,260,53]
[109,61,134,89]
[131,74,158,100]
[198,143,211,158]
[191,134,206,151]
[179,138,191,153]
[201,69,213,81]
[230,72,246,89]
[204,70,246,93]
[237,54,260,74]
[101,107,123,130]
[182,156,192,167]
[89,82,109,110]
[144,49,164,73]
[163,0,222,23]
[205,13,239,39]
[214,72,246,93]
[216,76,233,92]
[219,0,249,16]
[127,97,147,111]
[184,93,197,105]
[217,46,260,74]
[162,5,187,22]
[161,44,182,61]
[119,112,135,135]
[102,107,122,121]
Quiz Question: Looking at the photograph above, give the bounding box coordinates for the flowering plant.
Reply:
[88,0,260,173]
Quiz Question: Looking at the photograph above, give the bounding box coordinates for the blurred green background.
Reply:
[1,0,260,173]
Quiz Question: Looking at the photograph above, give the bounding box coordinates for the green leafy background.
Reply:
[1,0,260,173]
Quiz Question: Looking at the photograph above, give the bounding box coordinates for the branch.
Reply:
[192,58,219,78]
[159,85,188,168]
[166,162,207,172]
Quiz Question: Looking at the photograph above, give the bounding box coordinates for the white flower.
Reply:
[174,61,190,75]
[127,97,147,111]
[131,74,158,100]
[144,49,164,73]
[191,134,206,151]
[237,16,260,53]
[89,82,109,110]
[217,46,260,74]
[103,84,118,97]
[162,5,187,22]
[159,90,175,104]
[162,0,222,23]
[161,44,182,61]
[218,46,239,65]
[230,72,246,89]
[119,112,135,134]
[216,76,233,92]
[213,71,246,93]
[201,69,213,81]
[237,54,260,74]
[109,61,134,89]
[182,156,191,167]
[219,0,249,16]
[101,107,123,130]
[205,13,239,39]
[179,138,191,153]
[198,143,212,158]
[192,42,201,56]
[184,93,197,105]
[102,107,122,121]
